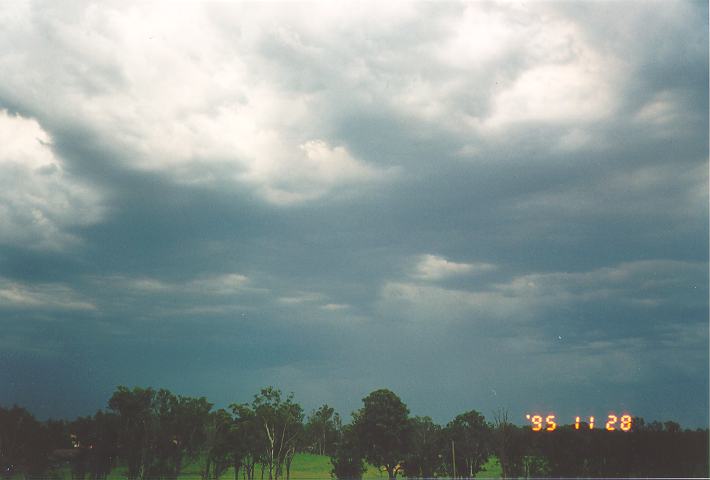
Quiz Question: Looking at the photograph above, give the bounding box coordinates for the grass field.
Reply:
[168,453,393,479]
[47,453,503,479]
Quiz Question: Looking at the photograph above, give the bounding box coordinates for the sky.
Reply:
[0,1,708,429]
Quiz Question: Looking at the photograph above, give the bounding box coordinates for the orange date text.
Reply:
[525,413,632,432]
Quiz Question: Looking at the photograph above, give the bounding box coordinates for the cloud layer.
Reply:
[0,1,706,427]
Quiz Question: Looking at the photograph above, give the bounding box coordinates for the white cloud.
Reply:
[380,280,531,324]
[277,291,325,305]
[320,303,349,311]
[0,276,96,311]
[381,259,705,324]
[0,3,395,206]
[0,2,638,206]
[382,3,624,135]
[125,278,172,293]
[484,54,617,129]
[492,260,705,308]
[188,273,250,295]
[246,139,390,205]
[0,110,103,250]
[511,162,707,220]
[93,273,255,296]
[412,254,494,281]
[633,90,690,139]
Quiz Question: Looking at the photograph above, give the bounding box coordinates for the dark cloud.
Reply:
[0,1,706,428]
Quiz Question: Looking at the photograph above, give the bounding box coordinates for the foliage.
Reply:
[228,402,265,480]
[329,425,366,480]
[1,387,708,479]
[68,410,119,480]
[491,410,524,479]
[352,389,410,480]
[402,416,442,478]
[108,386,212,480]
[442,411,491,478]
[0,405,53,476]
[231,387,304,480]
[305,405,341,457]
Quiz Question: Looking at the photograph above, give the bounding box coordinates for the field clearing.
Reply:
[46,453,502,480]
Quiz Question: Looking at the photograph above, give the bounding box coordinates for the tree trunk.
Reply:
[285,446,294,480]
[202,456,211,480]
[386,465,396,480]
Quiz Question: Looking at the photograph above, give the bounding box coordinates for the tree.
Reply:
[352,389,410,480]
[68,411,118,480]
[68,415,93,480]
[491,409,524,479]
[108,386,213,480]
[201,409,233,480]
[443,411,491,478]
[151,391,212,480]
[108,386,156,480]
[249,387,303,480]
[0,405,53,478]
[228,402,266,480]
[330,424,366,480]
[402,416,442,478]
[305,405,341,456]
[88,411,119,480]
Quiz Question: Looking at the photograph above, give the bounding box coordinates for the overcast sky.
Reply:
[0,1,707,428]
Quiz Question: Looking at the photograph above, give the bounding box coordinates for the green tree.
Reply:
[201,409,233,480]
[305,405,341,456]
[151,391,212,480]
[68,411,118,480]
[108,386,213,480]
[108,386,155,480]
[249,387,303,480]
[0,405,52,477]
[330,424,366,480]
[491,409,524,479]
[402,416,442,478]
[228,403,265,480]
[352,389,410,480]
[443,411,491,478]
[88,411,119,480]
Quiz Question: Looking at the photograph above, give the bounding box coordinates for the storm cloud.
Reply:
[0,1,707,428]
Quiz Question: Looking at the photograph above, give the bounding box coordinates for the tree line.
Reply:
[1,386,707,479]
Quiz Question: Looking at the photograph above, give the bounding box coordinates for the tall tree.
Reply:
[151,391,213,480]
[491,409,524,479]
[108,386,156,480]
[201,409,234,480]
[330,424,366,480]
[304,405,341,456]
[249,387,303,480]
[228,403,265,480]
[0,405,52,477]
[68,411,118,480]
[352,389,410,480]
[108,386,213,480]
[443,411,491,478]
[89,411,119,480]
[403,416,442,478]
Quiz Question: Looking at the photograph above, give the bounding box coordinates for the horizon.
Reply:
[5,383,707,432]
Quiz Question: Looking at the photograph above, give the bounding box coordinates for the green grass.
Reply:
[198,453,499,479]
[200,453,386,480]
[475,456,503,478]
[45,453,501,479]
